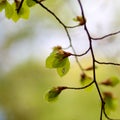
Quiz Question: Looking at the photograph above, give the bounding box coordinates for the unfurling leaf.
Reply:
[84,65,97,71]
[46,46,71,76]
[73,16,86,25]
[80,73,92,86]
[45,87,67,102]
[57,58,70,77]
[0,0,6,12]
[9,0,30,22]
[5,1,14,19]
[26,0,36,7]
[100,76,119,87]
[103,92,117,111]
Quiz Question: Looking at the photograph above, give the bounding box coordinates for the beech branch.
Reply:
[33,0,120,120]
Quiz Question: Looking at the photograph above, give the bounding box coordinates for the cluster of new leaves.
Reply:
[0,0,44,22]
[46,46,71,77]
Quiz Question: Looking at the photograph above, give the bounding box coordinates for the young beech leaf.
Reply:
[46,46,71,76]
[73,16,86,25]
[80,73,92,86]
[11,1,30,22]
[53,55,68,68]
[103,92,117,112]
[46,46,71,68]
[19,5,30,19]
[0,0,6,12]
[100,76,119,87]
[11,3,20,22]
[45,87,66,102]
[46,52,68,68]
[57,58,70,77]
[26,0,36,7]
[5,1,14,19]
[84,65,97,71]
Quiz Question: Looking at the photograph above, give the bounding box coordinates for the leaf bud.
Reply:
[45,86,67,102]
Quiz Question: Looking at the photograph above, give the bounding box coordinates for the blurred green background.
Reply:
[0,0,120,120]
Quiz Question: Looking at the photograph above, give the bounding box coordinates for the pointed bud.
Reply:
[100,77,119,87]
[84,65,97,71]
[80,73,92,86]
[102,91,117,111]
[73,16,86,25]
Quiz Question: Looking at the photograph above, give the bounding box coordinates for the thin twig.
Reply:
[77,0,106,120]
[65,81,94,90]
[33,0,80,29]
[78,0,104,105]
[71,47,90,57]
[34,0,85,72]
[64,27,84,71]
[91,30,120,40]
[100,103,103,120]
[95,60,120,66]
[67,24,80,28]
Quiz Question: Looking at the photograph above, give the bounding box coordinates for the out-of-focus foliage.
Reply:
[2,26,35,49]
[0,59,120,120]
[0,60,99,120]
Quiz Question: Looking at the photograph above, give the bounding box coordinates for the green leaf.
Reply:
[53,56,68,68]
[19,5,30,19]
[103,92,117,112]
[46,46,71,69]
[46,46,71,76]
[46,53,56,68]
[11,1,30,22]
[57,58,70,77]
[5,2,14,19]
[110,77,119,86]
[11,3,20,22]
[45,87,66,102]
[0,0,6,12]
[26,0,36,7]
[46,53,68,68]
[80,73,92,86]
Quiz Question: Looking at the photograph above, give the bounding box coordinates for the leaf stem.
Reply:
[70,47,90,57]
[16,0,24,13]
[95,60,120,66]
[65,81,94,90]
